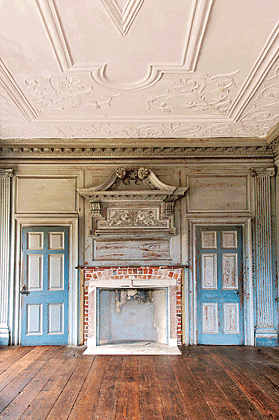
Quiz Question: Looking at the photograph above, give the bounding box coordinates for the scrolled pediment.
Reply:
[77,167,187,238]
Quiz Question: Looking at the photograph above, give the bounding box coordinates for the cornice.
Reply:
[0,142,277,159]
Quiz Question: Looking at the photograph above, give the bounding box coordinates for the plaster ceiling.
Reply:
[0,0,279,142]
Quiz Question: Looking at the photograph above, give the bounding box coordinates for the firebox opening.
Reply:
[97,288,168,346]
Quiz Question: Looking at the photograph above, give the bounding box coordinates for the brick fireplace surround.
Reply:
[83,267,182,346]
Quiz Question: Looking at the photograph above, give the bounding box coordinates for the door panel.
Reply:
[21,226,69,345]
[197,226,244,345]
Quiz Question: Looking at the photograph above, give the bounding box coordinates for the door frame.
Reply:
[187,217,254,346]
[12,216,79,346]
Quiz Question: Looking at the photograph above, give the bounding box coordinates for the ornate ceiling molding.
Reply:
[100,0,145,37]
[0,59,37,121]
[34,0,213,90]
[228,21,279,120]
[35,0,73,72]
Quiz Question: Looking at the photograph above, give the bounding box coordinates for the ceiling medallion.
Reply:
[100,0,145,36]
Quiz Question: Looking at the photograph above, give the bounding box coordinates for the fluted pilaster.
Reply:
[0,169,13,345]
[252,167,277,344]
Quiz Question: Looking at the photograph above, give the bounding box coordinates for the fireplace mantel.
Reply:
[82,266,182,354]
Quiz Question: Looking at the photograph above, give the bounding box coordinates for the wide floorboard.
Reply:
[0,345,279,419]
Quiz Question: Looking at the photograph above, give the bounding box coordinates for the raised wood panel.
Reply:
[222,254,238,289]
[201,231,217,248]
[188,176,248,212]
[202,303,218,334]
[202,254,217,289]
[95,240,170,260]
[27,232,43,250]
[27,255,43,290]
[49,254,64,290]
[48,303,64,334]
[49,232,64,250]
[27,304,42,335]
[16,177,77,213]
[223,303,239,334]
[222,231,237,248]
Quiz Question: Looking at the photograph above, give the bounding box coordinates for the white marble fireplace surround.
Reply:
[83,267,182,355]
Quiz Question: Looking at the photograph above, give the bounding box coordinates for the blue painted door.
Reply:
[196,226,244,345]
[21,226,69,345]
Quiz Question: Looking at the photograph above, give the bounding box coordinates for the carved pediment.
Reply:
[77,167,187,238]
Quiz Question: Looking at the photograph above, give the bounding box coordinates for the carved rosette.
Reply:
[0,169,14,345]
[251,167,276,338]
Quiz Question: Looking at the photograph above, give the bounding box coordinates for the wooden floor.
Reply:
[0,346,279,419]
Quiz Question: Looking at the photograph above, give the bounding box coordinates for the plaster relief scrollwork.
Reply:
[239,65,279,127]
[25,74,120,115]
[146,72,239,115]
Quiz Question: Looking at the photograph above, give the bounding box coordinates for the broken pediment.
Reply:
[77,167,187,239]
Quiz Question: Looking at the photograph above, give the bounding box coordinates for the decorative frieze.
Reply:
[251,166,277,343]
[0,169,13,345]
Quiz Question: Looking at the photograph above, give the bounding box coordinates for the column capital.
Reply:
[251,167,276,177]
[0,169,14,178]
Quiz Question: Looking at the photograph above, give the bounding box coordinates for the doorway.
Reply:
[196,226,244,345]
[20,226,69,345]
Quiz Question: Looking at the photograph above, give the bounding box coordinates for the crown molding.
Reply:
[0,60,37,121]
[228,21,279,120]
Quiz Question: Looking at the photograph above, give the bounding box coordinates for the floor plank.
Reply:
[67,356,109,420]
[92,356,123,420]
[0,345,278,420]
[138,356,164,420]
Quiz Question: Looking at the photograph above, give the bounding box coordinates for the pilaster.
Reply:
[0,169,13,345]
[251,167,277,345]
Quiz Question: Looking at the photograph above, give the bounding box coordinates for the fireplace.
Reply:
[83,267,182,354]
